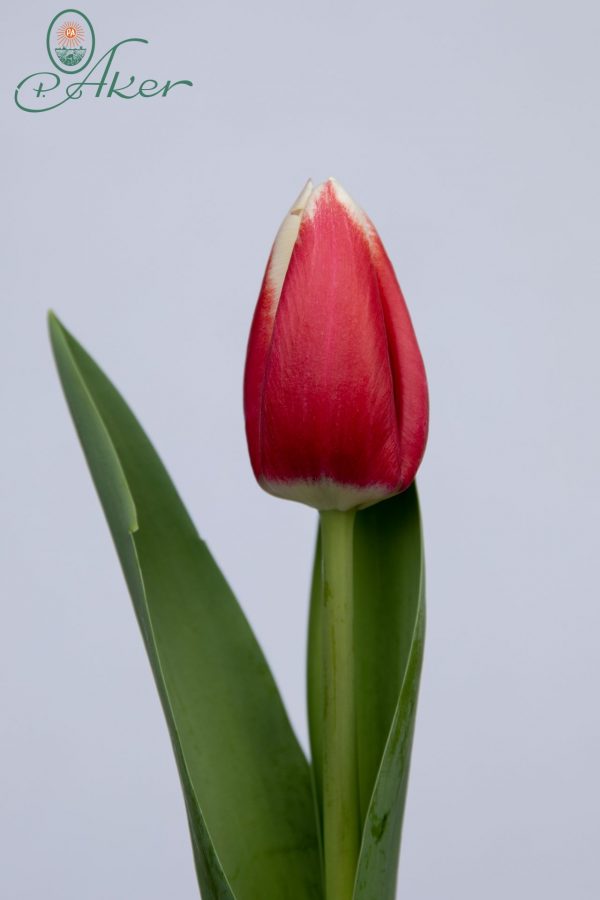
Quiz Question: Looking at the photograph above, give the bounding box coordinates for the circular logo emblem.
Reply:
[47,9,95,74]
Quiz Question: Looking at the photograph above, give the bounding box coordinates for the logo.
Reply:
[47,9,94,74]
[15,9,192,113]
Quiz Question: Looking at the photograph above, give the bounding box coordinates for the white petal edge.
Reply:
[260,476,396,512]
[327,177,376,245]
[266,178,313,316]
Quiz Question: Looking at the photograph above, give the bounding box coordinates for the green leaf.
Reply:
[307,486,425,900]
[48,313,321,900]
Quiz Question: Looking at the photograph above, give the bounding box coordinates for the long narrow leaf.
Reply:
[49,314,321,900]
[353,486,425,900]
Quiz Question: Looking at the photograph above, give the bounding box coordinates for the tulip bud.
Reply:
[244,178,428,512]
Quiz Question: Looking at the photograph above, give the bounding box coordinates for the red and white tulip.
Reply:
[244,178,428,511]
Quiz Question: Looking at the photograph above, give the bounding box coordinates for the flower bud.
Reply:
[244,178,428,511]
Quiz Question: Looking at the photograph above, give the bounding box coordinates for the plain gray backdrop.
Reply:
[2,1,599,897]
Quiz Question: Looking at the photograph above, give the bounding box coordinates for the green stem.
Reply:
[319,508,360,900]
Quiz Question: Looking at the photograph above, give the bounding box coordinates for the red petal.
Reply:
[369,231,429,488]
[259,182,401,492]
[244,262,277,480]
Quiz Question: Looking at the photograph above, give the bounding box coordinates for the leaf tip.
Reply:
[47,308,61,331]
[47,310,68,353]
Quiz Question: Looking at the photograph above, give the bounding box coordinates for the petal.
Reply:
[259,181,402,507]
[267,179,314,312]
[369,231,429,488]
[244,180,313,477]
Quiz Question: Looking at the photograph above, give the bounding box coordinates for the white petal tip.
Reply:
[289,179,314,216]
[328,178,374,240]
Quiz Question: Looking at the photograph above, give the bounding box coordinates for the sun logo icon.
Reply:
[53,13,90,69]
[57,19,85,48]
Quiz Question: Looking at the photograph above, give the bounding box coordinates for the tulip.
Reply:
[244,177,428,513]
[244,179,428,900]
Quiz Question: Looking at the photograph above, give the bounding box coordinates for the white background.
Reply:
[2,1,599,897]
